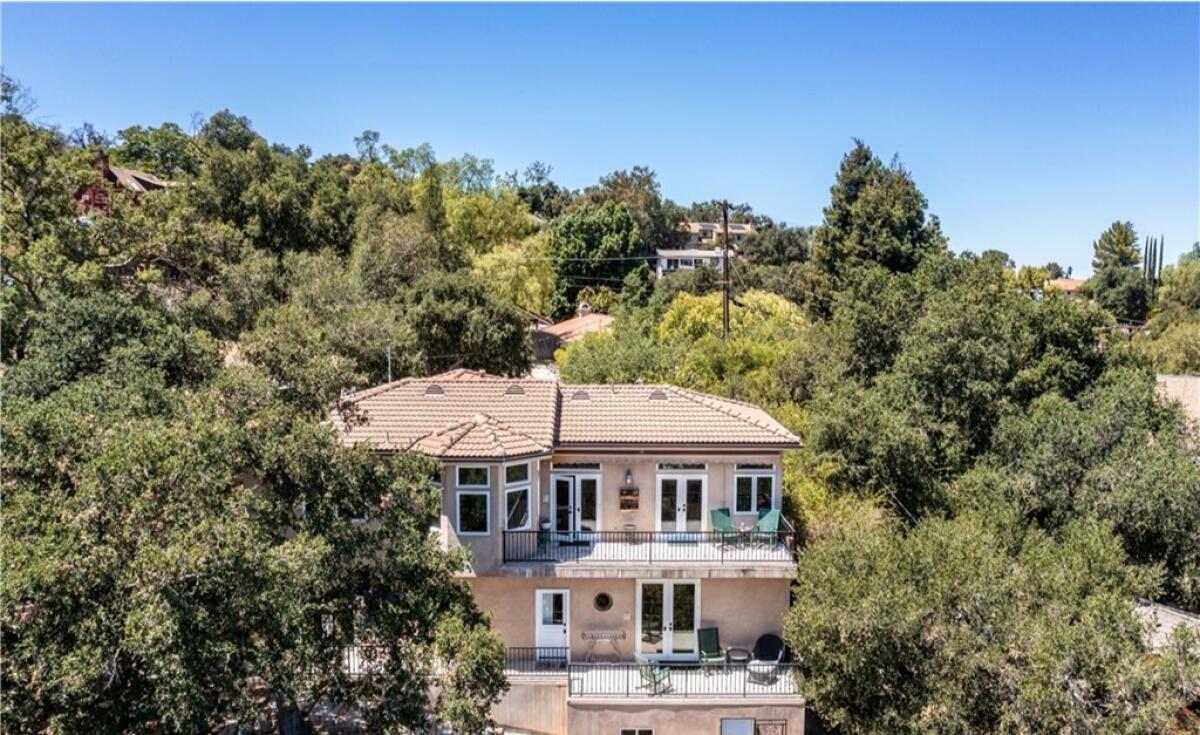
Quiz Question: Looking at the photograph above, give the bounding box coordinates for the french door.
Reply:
[657,475,706,532]
[638,580,699,661]
[552,475,600,534]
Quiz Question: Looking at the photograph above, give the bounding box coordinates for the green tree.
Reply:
[548,201,643,315]
[956,368,1200,608]
[808,140,947,314]
[1087,265,1151,322]
[402,269,532,377]
[2,366,507,733]
[577,166,684,251]
[511,161,574,220]
[351,212,442,300]
[786,514,1200,735]
[113,122,202,178]
[1091,220,1141,270]
[739,224,811,265]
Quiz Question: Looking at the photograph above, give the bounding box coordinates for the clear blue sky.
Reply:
[3,2,1198,275]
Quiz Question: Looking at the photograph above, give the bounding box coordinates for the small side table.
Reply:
[726,647,752,667]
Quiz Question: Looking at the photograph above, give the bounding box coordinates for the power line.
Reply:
[477,254,663,263]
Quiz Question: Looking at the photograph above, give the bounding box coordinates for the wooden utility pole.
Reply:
[721,200,730,340]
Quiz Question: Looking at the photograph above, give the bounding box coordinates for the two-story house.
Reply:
[656,222,755,279]
[334,369,804,735]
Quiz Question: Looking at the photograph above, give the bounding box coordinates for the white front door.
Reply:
[657,475,706,533]
[552,474,600,533]
[637,580,700,661]
[535,589,569,658]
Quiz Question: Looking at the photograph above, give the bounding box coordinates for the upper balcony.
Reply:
[501,519,798,577]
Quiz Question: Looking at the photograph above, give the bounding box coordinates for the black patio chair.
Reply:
[747,634,785,685]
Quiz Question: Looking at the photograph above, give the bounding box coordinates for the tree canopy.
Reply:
[3,75,1199,734]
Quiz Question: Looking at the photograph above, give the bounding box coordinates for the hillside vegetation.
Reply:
[3,75,1199,734]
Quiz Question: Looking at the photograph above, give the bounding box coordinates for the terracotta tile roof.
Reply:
[409,413,552,459]
[108,164,174,193]
[541,312,615,342]
[1044,277,1086,294]
[332,370,801,459]
[332,370,558,459]
[558,384,800,447]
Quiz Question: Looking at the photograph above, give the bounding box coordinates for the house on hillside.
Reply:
[74,151,175,215]
[332,369,805,735]
[516,305,554,332]
[656,222,754,278]
[1042,277,1087,300]
[532,304,615,362]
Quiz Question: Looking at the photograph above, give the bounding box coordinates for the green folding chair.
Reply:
[634,653,672,694]
[698,627,726,674]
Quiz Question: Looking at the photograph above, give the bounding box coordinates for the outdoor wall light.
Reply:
[624,469,634,486]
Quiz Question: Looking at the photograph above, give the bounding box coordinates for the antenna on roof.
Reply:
[386,340,393,382]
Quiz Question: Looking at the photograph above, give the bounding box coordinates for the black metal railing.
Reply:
[566,662,802,698]
[504,646,569,674]
[503,520,798,565]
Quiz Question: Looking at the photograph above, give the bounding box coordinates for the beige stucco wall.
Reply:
[568,701,804,735]
[537,452,782,534]
[470,577,790,659]
[441,452,783,576]
[490,679,568,735]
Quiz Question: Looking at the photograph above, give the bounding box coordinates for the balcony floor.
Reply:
[508,536,795,566]
[569,663,800,700]
[505,653,801,700]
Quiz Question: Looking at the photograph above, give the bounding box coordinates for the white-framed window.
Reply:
[456,491,490,536]
[456,465,489,488]
[505,461,530,486]
[720,719,755,735]
[620,729,654,735]
[666,258,679,270]
[734,468,775,515]
[504,460,532,531]
[505,486,532,530]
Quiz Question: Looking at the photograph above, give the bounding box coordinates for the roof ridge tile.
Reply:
[662,385,798,441]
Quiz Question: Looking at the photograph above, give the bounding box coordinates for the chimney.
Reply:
[578,302,592,317]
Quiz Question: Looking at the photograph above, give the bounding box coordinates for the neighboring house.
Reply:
[656,222,755,279]
[333,369,806,735]
[1042,277,1086,300]
[516,305,554,332]
[533,304,615,361]
[1156,374,1200,426]
[1134,601,1200,730]
[683,221,757,248]
[74,151,175,215]
[1136,600,1200,652]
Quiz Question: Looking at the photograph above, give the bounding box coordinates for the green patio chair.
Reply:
[710,508,738,548]
[634,653,672,694]
[698,627,726,674]
[752,509,781,547]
